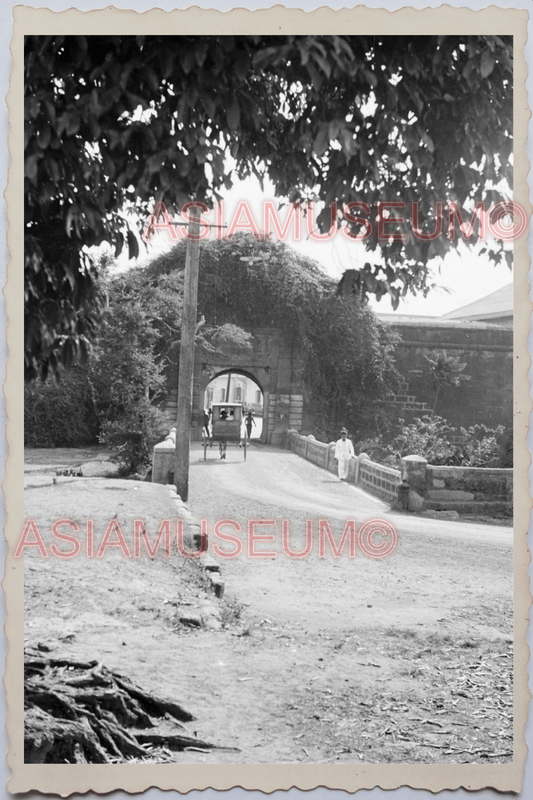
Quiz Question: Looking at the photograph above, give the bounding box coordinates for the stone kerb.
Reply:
[164,485,226,609]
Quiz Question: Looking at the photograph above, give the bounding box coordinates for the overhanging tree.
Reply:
[25,35,513,379]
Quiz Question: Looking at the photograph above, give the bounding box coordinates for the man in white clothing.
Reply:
[334,428,355,481]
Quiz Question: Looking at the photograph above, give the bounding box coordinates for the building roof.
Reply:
[440,282,513,323]
[376,313,505,329]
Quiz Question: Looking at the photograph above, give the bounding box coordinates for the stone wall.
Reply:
[159,313,512,446]
[401,454,512,515]
[425,464,513,514]
[379,317,512,431]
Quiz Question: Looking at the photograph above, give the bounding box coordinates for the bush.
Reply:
[361,415,509,469]
[24,264,175,471]
[455,424,507,467]
[24,368,99,448]
[99,400,168,476]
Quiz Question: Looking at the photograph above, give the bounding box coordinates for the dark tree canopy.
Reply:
[25,35,513,379]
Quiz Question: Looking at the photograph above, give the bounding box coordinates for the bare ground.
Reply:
[23,443,513,764]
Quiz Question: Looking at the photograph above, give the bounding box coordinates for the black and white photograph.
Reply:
[5,3,531,796]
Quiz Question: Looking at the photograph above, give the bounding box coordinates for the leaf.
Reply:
[312,126,329,157]
[37,124,52,150]
[480,49,495,79]
[226,99,241,131]
[180,48,196,75]
[127,229,139,260]
[25,154,39,185]
[313,53,332,78]
[234,49,250,82]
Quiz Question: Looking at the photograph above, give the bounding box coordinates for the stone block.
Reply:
[401,455,428,498]
[201,555,221,573]
[178,613,202,628]
[199,599,223,629]
[427,489,475,502]
[152,428,177,485]
[208,573,225,599]
[407,489,425,512]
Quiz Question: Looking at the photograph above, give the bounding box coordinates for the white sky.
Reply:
[117,173,513,319]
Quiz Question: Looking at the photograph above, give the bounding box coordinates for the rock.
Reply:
[201,555,221,573]
[208,573,225,599]
[182,529,207,552]
[80,461,120,478]
[407,489,425,512]
[434,510,460,520]
[199,600,222,629]
[178,613,203,628]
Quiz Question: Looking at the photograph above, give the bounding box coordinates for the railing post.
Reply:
[326,442,335,472]
[400,455,428,511]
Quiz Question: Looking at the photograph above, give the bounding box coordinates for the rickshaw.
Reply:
[204,403,246,461]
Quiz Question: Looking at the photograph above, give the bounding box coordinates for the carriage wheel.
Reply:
[243,437,247,462]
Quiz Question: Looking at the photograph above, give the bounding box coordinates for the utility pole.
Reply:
[174,205,202,501]
[225,371,232,403]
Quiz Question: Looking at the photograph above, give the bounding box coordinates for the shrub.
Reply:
[99,400,168,476]
[24,368,99,447]
[362,415,509,469]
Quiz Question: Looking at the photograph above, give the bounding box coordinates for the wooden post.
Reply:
[225,371,232,403]
[174,206,202,501]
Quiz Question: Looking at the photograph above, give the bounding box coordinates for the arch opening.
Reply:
[204,370,264,440]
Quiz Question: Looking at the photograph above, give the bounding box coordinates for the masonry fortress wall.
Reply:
[379,315,512,432]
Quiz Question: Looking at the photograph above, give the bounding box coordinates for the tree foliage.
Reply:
[25,35,513,378]
[24,367,99,448]
[424,349,471,414]
[24,267,175,470]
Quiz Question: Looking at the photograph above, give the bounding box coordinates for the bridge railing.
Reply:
[287,431,400,503]
[358,459,401,503]
[286,431,512,514]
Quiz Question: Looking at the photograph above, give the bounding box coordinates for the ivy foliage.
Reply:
[25,35,513,379]
[147,234,401,441]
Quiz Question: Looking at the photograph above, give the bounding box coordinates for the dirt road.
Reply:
[24,443,513,763]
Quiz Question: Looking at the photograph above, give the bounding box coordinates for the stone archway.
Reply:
[200,367,266,442]
[161,326,308,444]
